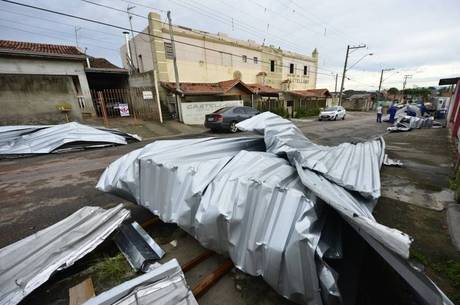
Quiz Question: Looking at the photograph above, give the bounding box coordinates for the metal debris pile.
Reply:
[97,112,453,305]
[0,122,140,155]
[387,105,440,132]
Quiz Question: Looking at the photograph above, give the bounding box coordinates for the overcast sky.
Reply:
[1,0,459,90]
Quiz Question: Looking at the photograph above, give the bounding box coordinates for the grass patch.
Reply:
[90,254,135,293]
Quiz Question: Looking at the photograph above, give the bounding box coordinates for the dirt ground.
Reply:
[1,111,459,304]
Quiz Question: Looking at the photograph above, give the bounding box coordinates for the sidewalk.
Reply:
[374,127,460,303]
[84,117,207,139]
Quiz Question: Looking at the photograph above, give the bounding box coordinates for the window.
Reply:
[164,42,173,59]
[289,63,294,74]
[270,60,275,72]
[253,57,258,64]
[304,65,308,75]
[242,55,247,63]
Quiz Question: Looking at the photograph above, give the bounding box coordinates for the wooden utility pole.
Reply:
[167,11,183,122]
[338,44,367,105]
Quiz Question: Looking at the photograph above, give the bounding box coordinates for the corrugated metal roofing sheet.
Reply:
[0,204,130,305]
[82,259,197,305]
[0,123,140,155]
[237,112,385,199]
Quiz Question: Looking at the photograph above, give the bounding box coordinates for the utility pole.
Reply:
[378,68,394,92]
[74,26,81,47]
[167,11,183,122]
[334,73,338,93]
[127,5,139,72]
[401,74,412,104]
[338,44,366,105]
[122,31,134,72]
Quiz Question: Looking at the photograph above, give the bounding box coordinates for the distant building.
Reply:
[121,12,318,91]
[342,93,375,111]
[0,40,127,124]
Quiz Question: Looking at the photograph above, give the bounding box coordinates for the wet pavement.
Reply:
[1,111,459,304]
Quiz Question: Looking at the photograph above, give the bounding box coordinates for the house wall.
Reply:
[0,74,83,124]
[0,56,95,123]
[120,12,319,91]
[342,98,373,111]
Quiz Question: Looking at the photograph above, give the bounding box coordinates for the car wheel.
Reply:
[342,115,345,120]
[229,121,238,133]
[334,115,337,121]
[318,118,322,121]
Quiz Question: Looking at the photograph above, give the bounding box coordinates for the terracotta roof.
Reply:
[161,79,254,95]
[246,84,280,96]
[288,88,331,98]
[87,57,123,69]
[0,40,85,58]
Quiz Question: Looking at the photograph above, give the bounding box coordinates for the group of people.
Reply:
[376,103,398,123]
[376,102,427,124]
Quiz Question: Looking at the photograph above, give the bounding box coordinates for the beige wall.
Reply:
[121,12,319,91]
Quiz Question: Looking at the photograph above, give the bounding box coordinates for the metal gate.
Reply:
[91,87,162,125]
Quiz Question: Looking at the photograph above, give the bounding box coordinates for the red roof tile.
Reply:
[289,89,331,98]
[161,79,254,95]
[87,57,125,70]
[0,40,84,57]
[246,84,280,95]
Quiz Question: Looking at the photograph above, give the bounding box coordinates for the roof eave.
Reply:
[0,49,86,61]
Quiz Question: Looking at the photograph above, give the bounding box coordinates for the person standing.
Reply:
[376,104,383,123]
[388,103,397,123]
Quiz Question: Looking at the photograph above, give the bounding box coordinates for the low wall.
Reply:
[180,100,243,125]
[0,74,83,124]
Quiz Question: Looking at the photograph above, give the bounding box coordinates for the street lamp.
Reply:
[338,44,373,105]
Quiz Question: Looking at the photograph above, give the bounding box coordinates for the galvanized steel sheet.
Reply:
[0,204,130,305]
[82,259,197,305]
[0,122,139,155]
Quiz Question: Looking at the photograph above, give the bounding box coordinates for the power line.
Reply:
[91,0,335,74]
[1,7,125,40]
[0,17,120,47]
[0,0,334,78]
[0,24,120,53]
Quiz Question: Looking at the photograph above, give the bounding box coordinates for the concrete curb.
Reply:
[446,203,460,251]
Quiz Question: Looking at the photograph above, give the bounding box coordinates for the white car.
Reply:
[318,106,346,121]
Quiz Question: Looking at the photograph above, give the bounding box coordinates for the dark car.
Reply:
[204,106,259,132]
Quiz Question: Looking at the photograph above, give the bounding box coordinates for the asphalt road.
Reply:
[0,112,387,248]
[1,111,458,304]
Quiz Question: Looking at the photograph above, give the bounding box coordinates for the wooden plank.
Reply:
[68,278,95,305]
[182,250,214,273]
[191,258,233,298]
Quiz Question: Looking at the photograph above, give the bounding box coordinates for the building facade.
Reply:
[120,12,319,91]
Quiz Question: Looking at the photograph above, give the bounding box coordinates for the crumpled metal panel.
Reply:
[97,138,324,304]
[114,221,165,272]
[96,112,444,304]
[236,112,385,199]
[0,122,139,155]
[0,204,130,305]
[387,115,434,132]
[82,259,197,305]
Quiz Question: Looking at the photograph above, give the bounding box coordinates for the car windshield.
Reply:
[213,107,231,114]
[325,107,337,111]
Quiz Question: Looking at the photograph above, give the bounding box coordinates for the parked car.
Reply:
[318,106,346,121]
[205,106,259,132]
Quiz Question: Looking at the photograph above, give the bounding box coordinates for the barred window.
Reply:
[164,42,173,59]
